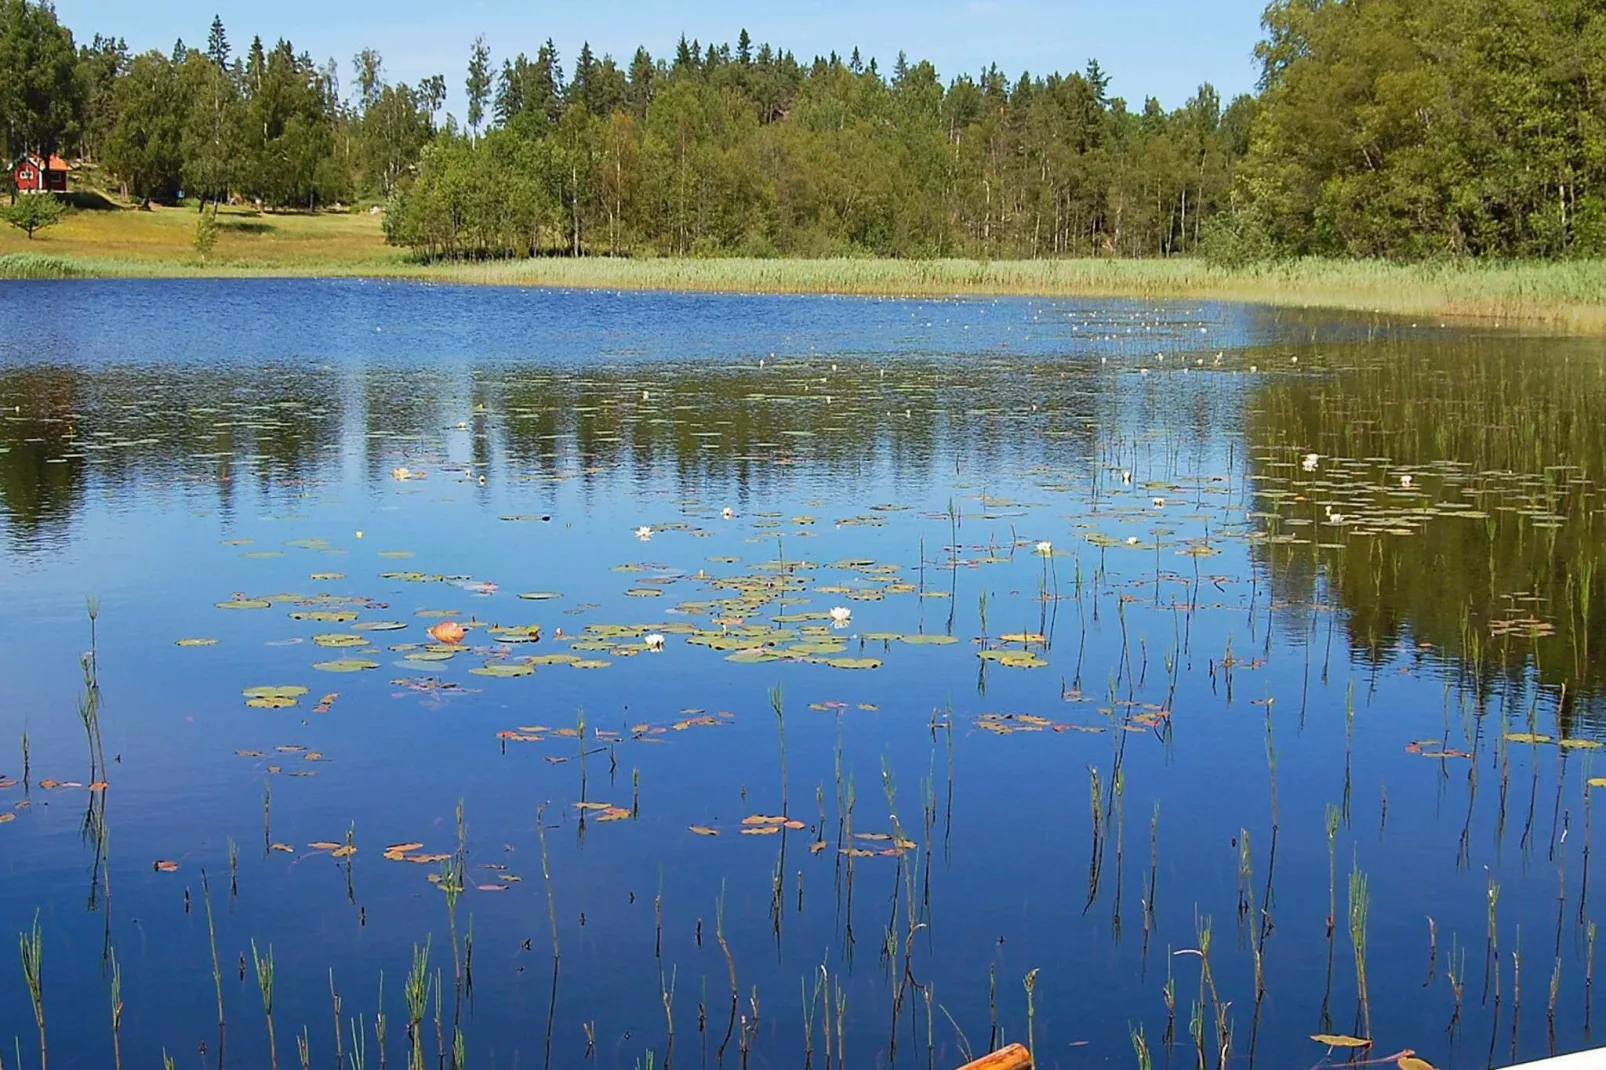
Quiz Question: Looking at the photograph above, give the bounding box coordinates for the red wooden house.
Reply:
[10,154,69,194]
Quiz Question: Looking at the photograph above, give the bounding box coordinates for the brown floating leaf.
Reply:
[741,814,787,826]
[153,860,179,872]
[386,842,425,853]
[688,825,720,837]
[783,820,807,830]
[88,781,109,792]
[428,621,467,645]
[0,813,15,824]
[331,845,357,859]
[809,839,827,853]
[741,826,780,836]
[1310,1035,1372,1048]
[271,843,295,853]
[476,883,509,892]
[406,853,451,864]
[1396,1059,1436,1070]
[308,841,343,851]
[575,801,613,811]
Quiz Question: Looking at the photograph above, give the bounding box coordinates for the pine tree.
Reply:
[626,47,654,115]
[534,39,563,124]
[572,42,597,113]
[206,16,230,68]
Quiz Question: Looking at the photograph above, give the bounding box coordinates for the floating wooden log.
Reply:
[957,1043,1032,1070]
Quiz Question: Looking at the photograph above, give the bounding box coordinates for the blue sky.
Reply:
[55,0,1269,113]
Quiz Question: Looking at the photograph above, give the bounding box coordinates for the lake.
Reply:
[1,279,1602,1070]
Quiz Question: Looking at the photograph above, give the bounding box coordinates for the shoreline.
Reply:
[4,250,1604,335]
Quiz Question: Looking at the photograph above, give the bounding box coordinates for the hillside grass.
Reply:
[3,194,1604,334]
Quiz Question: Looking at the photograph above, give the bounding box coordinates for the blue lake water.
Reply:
[1,279,1602,1070]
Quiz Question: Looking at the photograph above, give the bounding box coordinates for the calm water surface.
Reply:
[2,280,1604,1070]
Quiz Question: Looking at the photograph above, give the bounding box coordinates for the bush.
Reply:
[194,208,219,259]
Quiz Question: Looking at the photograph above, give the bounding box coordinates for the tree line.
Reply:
[2,0,1602,260]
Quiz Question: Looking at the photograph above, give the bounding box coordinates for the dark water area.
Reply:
[1,279,1603,1070]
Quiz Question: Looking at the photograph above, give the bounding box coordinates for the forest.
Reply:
[2,0,1603,261]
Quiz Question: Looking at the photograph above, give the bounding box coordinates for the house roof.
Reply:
[9,154,70,171]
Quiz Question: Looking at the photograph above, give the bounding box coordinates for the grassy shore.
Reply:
[3,198,1604,333]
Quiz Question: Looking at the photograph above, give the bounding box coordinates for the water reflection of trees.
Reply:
[0,356,1176,550]
[474,359,1214,512]
[0,369,85,548]
[0,366,345,550]
[1248,333,1606,717]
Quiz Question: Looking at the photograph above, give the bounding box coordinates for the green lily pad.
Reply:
[246,696,300,709]
[470,662,535,678]
[313,633,368,648]
[351,620,408,632]
[290,610,359,623]
[217,599,272,610]
[243,685,307,707]
[518,592,563,601]
[527,653,583,665]
[487,626,542,642]
[821,657,883,670]
[313,659,381,673]
[725,649,781,664]
[242,685,309,699]
[176,637,220,647]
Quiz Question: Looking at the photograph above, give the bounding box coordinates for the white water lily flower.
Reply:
[644,633,666,651]
[1302,453,1319,472]
[829,606,852,628]
[1152,497,1165,508]
[1120,470,1133,484]
[1125,536,1139,545]
[721,507,734,519]
[1035,541,1053,556]
[1400,474,1413,488]
[635,525,653,540]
